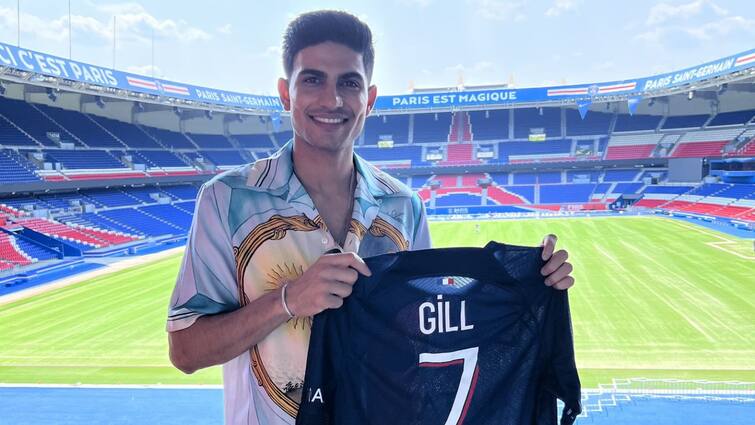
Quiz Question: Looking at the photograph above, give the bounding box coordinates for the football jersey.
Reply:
[296,242,581,425]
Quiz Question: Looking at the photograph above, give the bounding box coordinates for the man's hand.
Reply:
[285,252,372,317]
[540,234,574,290]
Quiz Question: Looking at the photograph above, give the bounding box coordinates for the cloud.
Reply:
[125,64,163,78]
[646,0,727,26]
[468,0,526,21]
[217,24,232,35]
[545,0,582,17]
[397,0,433,7]
[263,45,282,58]
[97,3,211,43]
[0,3,211,45]
[636,0,751,45]
[684,15,755,40]
[0,7,111,42]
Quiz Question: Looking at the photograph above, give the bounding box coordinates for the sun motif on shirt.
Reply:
[266,262,312,329]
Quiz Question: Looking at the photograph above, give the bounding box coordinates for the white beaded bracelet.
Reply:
[281,283,295,319]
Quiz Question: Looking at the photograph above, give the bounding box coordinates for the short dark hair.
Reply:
[282,10,375,81]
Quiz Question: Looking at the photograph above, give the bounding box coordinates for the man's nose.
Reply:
[319,83,342,110]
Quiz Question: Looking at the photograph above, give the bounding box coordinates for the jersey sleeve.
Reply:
[539,290,582,425]
[410,192,432,250]
[166,181,240,332]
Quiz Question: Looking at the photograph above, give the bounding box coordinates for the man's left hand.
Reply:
[540,234,574,290]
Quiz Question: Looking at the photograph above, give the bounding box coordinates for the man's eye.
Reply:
[342,80,360,89]
[303,77,320,84]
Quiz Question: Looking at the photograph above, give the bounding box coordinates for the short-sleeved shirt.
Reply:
[167,140,431,425]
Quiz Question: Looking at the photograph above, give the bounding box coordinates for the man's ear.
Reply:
[278,78,291,111]
[366,84,378,116]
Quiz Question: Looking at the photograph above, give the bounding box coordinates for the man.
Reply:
[167,10,574,425]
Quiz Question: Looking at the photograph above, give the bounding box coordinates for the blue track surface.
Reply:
[1,387,753,424]
[0,387,223,425]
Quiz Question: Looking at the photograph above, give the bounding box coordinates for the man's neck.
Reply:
[292,139,355,196]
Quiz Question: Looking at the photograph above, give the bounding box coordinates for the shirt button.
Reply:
[321,237,328,245]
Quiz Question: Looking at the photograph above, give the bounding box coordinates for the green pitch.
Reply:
[0,216,753,387]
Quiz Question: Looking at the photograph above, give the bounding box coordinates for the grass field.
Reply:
[0,216,753,387]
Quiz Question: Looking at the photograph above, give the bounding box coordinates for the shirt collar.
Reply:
[245,139,409,201]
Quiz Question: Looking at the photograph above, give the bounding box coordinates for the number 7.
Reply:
[419,347,480,425]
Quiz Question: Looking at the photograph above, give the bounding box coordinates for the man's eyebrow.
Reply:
[339,72,365,83]
[298,69,326,78]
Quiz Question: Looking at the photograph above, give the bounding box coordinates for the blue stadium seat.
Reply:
[614,114,662,132]
[189,133,232,148]
[141,127,196,149]
[603,169,640,182]
[98,208,183,236]
[662,114,709,129]
[413,112,452,143]
[565,109,613,136]
[234,134,276,149]
[0,150,41,183]
[91,116,161,148]
[503,185,534,203]
[468,110,509,141]
[707,109,755,127]
[643,186,694,194]
[272,131,294,145]
[14,237,59,261]
[540,184,596,203]
[130,150,188,167]
[434,193,482,207]
[498,140,571,161]
[36,104,124,148]
[0,97,78,146]
[355,145,423,165]
[200,150,246,166]
[513,108,560,139]
[161,185,199,201]
[363,115,410,145]
[612,183,644,194]
[44,149,125,169]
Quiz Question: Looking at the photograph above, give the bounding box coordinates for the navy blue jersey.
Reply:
[296,242,581,425]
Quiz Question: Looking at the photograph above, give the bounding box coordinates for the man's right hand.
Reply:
[285,252,372,317]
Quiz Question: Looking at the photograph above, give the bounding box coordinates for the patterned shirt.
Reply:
[167,141,431,424]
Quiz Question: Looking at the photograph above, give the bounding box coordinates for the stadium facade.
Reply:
[0,42,754,282]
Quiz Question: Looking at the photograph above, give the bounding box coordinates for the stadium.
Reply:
[0,16,754,424]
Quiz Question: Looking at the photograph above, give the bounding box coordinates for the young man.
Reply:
[167,10,574,424]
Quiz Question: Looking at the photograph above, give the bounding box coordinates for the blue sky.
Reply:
[0,0,752,96]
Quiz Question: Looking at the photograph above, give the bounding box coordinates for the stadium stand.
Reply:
[605,133,663,160]
[662,114,710,129]
[200,150,246,166]
[142,127,196,149]
[188,133,233,149]
[36,104,125,148]
[0,149,41,183]
[89,115,162,148]
[670,128,745,158]
[613,114,663,132]
[565,109,613,136]
[234,133,277,149]
[413,112,453,143]
[468,109,509,141]
[513,108,560,139]
[0,97,81,146]
[2,66,755,279]
[44,149,126,169]
[363,115,410,145]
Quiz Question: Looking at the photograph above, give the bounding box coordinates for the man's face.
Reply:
[278,41,377,153]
